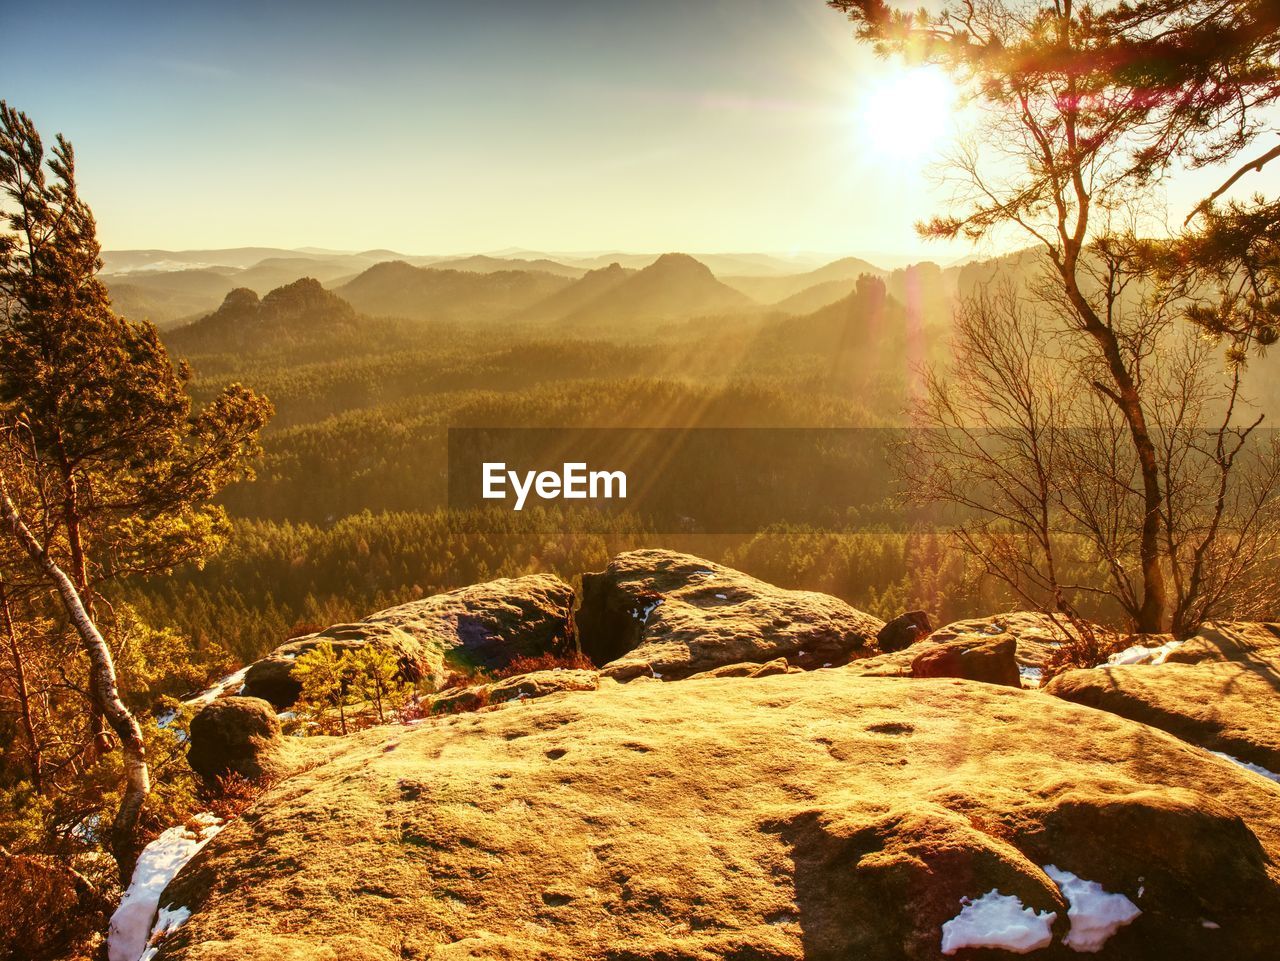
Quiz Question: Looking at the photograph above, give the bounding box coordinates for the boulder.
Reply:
[242,574,577,707]
[911,636,1022,687]
[851,611,1079,686]
[877,610,933,652]
[158,671,1280,961]
[187,697,292,783]
[578,550,883,681]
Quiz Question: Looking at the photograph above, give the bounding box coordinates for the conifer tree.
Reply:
[0,102,272,878]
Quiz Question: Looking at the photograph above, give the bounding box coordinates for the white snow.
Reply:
[632,599,663,623]
[1042,865,1141,952]
[182,666,250,710]
[1019,665,1044,688]
[108,814,224,961]
[137,905,192,961]
[1211,751,1280,784]
[1107,639,1184,666]
[940,889,1056,955]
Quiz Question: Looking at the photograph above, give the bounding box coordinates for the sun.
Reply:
[857,66,958,165]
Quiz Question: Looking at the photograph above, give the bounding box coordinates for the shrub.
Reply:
[0,848,110,961]
[491,650,594,679]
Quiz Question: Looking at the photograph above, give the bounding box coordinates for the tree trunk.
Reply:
[53,443,109,759]
[0,477,149,882]
[1061,269,1168,633]
[0,578,44,793]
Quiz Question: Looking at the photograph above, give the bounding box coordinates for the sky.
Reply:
[2,0,1275,261]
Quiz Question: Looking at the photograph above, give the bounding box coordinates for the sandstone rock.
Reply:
[910,635,1022,687]
[1163,621,1280,667]
[1044,659,1280,773]
[429,669,600,714]
[690,657,797,680]
[578,550,883,681]
[851,611,1077,685]
[187,697,292,783]
[241,574,577,707]
[158,672,1280,961]
[876,610,933,652]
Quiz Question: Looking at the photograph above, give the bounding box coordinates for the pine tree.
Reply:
[0,102,272,878]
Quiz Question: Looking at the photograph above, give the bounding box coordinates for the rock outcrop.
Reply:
[241,574,577,707]
[910,635,1022,687]
[577,550,883,681]
[156,671,1280,961]
[1163,621,1280,667]
[187,697,293,783]
[429,669,600,714]
[852,611,1075,685]
[877,610,933,652]
[1044,652,1280,773]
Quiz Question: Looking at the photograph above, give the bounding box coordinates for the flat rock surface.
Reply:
[158,672,1280,961]
[578,550,883,681]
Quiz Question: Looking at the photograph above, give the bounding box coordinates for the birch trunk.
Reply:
[0,475,149,881]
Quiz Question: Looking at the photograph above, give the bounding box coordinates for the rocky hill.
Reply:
[122,551,1280,961]
[164,278,359,354]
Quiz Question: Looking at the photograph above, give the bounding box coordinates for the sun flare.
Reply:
[857,66,958,165]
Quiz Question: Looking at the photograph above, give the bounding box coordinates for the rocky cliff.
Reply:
[138,553,1279,961]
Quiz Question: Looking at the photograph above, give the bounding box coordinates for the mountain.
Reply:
[772,278,864,315]
[513,262,634,323]
[334,261,573,322]
[722,256,888,304]
[431,254,586,278]
[164,278,358,354]
[496,250,821,276]
[103,252,409,327]
[552,253,754,331]
[101,247,324,273]
[103,268,241,327]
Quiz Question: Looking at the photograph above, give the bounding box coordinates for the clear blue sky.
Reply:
[1,0,1265,257]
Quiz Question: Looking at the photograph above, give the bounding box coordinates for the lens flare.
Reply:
[857,66,958,165]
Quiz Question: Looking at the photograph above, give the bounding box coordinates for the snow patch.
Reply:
[137,905,192,961]
[1019,665,1043,688]
[632,599,663,623]
[108,814,224,961]
[180,666,250,712]
[1211,751,1280,784]
[1107,639,1184,666]
[940,889,1056,955]
[1043,865,1141,952]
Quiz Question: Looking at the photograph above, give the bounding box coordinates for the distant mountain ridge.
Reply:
[722,256,888,305]
[334,261,573,322]
[546,253,754,330]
